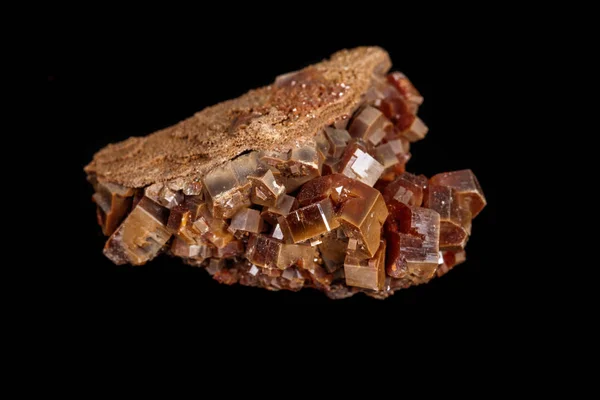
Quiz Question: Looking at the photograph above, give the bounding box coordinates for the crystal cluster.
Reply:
[89,70,485,299]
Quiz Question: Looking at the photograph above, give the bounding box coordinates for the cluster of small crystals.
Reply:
[91,71,486,299]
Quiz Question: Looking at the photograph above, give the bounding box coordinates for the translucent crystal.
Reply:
[206,258,225,275]
[436,250,466,277]
[261,145,322,193]
[246,234,283,269]
[338,143,384,187]
[374,142,400,168]
[387,72,424,106]
[202,152,259,218]
[384,201,440,282]
[318,231,349,273]
[249,169,285,207]
[424,184,471,250]
[92,181,135,236]
[229,207,264,234]
[378,96,416,132]
[182,180,203,196]
[315,130,331,159]
[166,206,194,243]
[144,183,184,209]
[278,198,340,243]
[165,196,204,244]
[383,172,428,207]
[192,203,235,248]
[336,179,389,259]
[348,106,391,145]
[401,117,429,142]
[295,174,352,207]
[344,240,386,290]
[323,127,352,158]
[429,169,486,217]
[260,194,297,224]
[103,197,172,265]
[321,157,339,176]
[277,243,315,269]
[171,236,213,261]
[216,240,245,258]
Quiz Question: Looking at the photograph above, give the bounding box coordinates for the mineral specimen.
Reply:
[86,46,486,299]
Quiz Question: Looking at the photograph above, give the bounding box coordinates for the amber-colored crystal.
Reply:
[248,169,285,207]
[318,230,349,273]
[277,243,315,270]
[192,203,235,248]
[321,157,339,176]
[92,182,135,236]
[374,142,400,168]
[348,106,391,145]
[144,183,184,209]
[171,236,214,261]
[216,240,245,258]
[229,207,264,234]
[202,152,259,218]
[260,194,297,225]
[263,145,322,193]
[384,202,440,283]
[336,179,388,258]
[379,96,415,132]
[424,184,471,250]
[430,169,486,217]
[206,258,225,275]
[166,206,193,241]
[103,197,172,265]
[165,196,205,244]
[323,127,352,158]
[383,172,428,207]
[315,130,331,160]
[295,173,388,259]
[246,234,283,269]
[436,250,466,277]
[338,142,384,187]
[344,240,386,290]
[213,267,239,285]
[278,198,339,243]
[296,174,349,207]
[402,117,429,142]
[387,72,424,107]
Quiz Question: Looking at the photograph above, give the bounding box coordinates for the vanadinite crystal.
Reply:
[86,47,486,299]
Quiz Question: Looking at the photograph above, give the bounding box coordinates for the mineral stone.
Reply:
[87,47,486,299]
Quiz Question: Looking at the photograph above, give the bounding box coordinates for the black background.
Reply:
[47,25,500,319]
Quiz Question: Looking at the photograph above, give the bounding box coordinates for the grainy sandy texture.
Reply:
[85,47,391,188]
